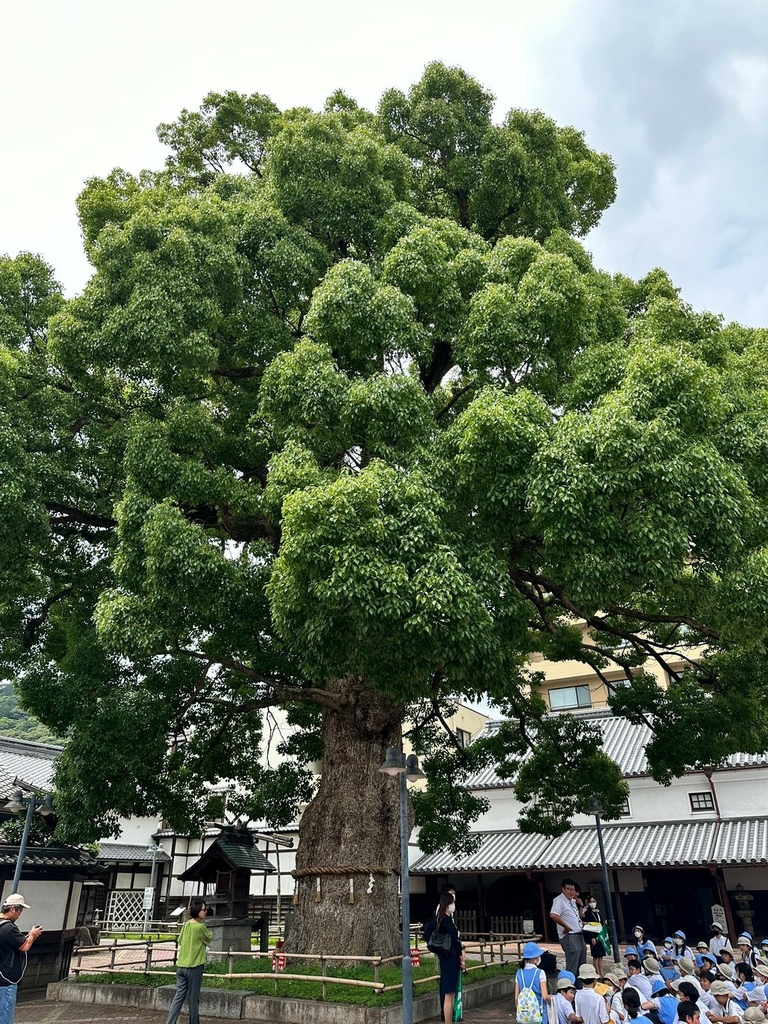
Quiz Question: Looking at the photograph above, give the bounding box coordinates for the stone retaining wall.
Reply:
[47,971,514,1022]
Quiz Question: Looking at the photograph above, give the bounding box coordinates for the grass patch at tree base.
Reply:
[74,957,514,1007]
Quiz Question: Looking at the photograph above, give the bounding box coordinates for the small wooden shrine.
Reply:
[178,824,276,920]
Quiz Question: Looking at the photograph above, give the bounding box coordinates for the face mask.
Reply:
[675,937,684,945]
[589,902,597,909]
[665,942,673,949]
[448,902,455,914]
[634,931,643,939]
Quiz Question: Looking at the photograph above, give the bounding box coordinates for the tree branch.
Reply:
[509,565,719,684]
[419,341,454,394]
[23,588,74,651]
[435,383,475,420]
[45,503,117,531]
[173,647,344,711]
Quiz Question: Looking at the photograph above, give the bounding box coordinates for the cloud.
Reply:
[1,0,766,325]
[541,0,768,324]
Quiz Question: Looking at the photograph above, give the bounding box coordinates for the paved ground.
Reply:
[15,997,235,1022]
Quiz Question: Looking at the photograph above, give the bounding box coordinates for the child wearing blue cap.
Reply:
[515,942,550,1024]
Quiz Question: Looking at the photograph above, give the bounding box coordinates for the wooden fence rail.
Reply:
[71,935,523,999]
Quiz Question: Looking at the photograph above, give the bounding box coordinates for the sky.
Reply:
[2,0,768,325]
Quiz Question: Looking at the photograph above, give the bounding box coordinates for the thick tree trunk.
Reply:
[286,677,406,957]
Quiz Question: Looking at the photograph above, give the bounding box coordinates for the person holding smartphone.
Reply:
[0,892,43,1023]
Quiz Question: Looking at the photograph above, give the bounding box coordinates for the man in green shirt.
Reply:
[165,899,212,1024]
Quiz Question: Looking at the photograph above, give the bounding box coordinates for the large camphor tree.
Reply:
[3,63,768,955]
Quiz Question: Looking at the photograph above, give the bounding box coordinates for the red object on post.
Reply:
[411,948,420,968]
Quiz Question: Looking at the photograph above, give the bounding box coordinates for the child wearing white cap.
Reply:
[575,964,610,1024]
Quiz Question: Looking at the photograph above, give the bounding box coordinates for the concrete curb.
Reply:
[48,971,515,1022]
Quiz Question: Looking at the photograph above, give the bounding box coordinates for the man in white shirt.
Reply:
[550,878,586,978]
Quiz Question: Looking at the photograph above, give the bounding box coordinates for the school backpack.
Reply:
[539,950,557,975]
[517,967,543,1024]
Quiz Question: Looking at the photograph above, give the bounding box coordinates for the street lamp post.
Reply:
[588,795,620,963]
[378,747,425,1024]
[143,842,164,933]
[3,789,54,892]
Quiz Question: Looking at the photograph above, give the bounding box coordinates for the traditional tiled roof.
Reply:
[711,818,768,864]
[465,710,768,789]
[537,819,716,870]
[411,817,768,874]
[0,843,96,870]
[0,736,60,797]
[97,843,172,864]
[409,829,552,873]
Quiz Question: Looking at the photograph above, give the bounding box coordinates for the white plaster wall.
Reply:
[115,871,145,888]
[712,769,768,816]
[1,879,75,931]
[113,816,163,843]
[472,765,768,833]
[473,790,521,830]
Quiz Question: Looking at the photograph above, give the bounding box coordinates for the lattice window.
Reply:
[106,888,145,925]
[689,791,714,812]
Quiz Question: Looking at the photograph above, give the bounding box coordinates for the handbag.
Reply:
[427,927,453,954]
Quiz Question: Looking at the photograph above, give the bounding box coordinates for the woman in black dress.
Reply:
[582,895,607,976]
[435,891,464,1023]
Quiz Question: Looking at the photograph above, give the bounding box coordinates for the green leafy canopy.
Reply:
[1,62,768,851]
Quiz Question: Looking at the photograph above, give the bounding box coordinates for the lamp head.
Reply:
[405,754,425,783]
[36,795,54,817]
[588,795,603,817]
[378,746,406,776]
[4,790,26,814]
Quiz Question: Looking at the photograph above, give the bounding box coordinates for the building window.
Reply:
[689,792,714,812]
[548,685,592,711]
[456,728,472,748]
[619,798,631,817]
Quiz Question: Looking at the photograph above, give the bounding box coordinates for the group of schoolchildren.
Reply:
[515,923,768,1024]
